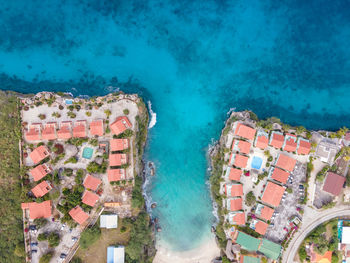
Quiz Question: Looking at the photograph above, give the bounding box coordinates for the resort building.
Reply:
[29,145,50,164]
[90,119,104,136]
[110,139,129,152]
[225,167,242,181]
[41,122,57,141]
[234,123,256,141]
[82,190,99,207]
[250,219,269,235]
[107,169,125,182]
[109,153,128,167]
[21,200,52,219]
[107,246,125,263]
[275,153,297,172]
[83,175,102,191]
[234,231,260,252]
[225,184,243,197]
[227,198,243,211]
[31,181,52,198]
[255,130,269,150]
[254,203,274,222]
[100,214,118,229]
[232,139,251,155]
[283,134,297,152]
[30,163,52,181]
[316,139,338,164]
[230,153,249,168]
[110,116,132,136]
[297,138,311,155]
[69,206,89,225]
[309,249,332,263]
[258,239,282,260]
[322,172,345,196]
[73,120,87,138]
[240,256,260,263]
[25,123,41,141]
[228,212,246,225]
[261,182,285,207]
[269,131,284,149]
[57,121,72,139]
[269,167,290,184]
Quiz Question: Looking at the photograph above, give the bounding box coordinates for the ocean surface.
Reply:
[1,0,350,251]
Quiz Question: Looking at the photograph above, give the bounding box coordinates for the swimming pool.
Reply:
[251,156,263,170]
[65,99,73,105]
[82,147,93,159]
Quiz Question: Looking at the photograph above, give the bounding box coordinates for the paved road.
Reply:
[282,206,350,263]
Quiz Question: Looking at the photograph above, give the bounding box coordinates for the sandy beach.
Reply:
[153,234,220,263]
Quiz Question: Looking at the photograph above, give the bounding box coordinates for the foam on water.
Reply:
[1,0,350,252]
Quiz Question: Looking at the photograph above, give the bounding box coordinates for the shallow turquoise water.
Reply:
[1,0,350,251]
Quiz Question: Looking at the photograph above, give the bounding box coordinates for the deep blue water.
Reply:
[1,0,350,251]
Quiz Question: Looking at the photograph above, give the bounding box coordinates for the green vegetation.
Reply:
[104,109,112,118]
[67,111,77,118]
[316,165,330,182]
[47,232,60,247]
[85,111,92,116]
[0,92,25,263]
[87,161,107,174]
[132,175,145,209]
[34,218,48,228]
[38,113,46,120]
[51,112,61,118]
[57,185,84,225]
[39,252,53,263]
[64,156,78,164]
[123,109,130,115]
[89,138,98,146]
[245,191,256,206]
[80,224,101,249]
[38,233,47,241]
[67,137,88,146]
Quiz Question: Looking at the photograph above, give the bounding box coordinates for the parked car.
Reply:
[60,253,67,260]
[299,185,304,189]
[31,250,38,254]
[30,242,38,246]
[72,237,78,242]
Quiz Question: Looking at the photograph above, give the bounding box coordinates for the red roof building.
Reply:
[73,120,87,138]
[270,131,285,149]
[30,163,52,181]
[255,204,274,221]
[261,182,285,207]
[29,145,50,164]
[89,120,104,136]
[41,122,57,140]
[25,123,41,141]
[270,167,290,184]
[69,206,89,225]
[107,169,125,182]
[255,132,269,149]
[227,198,243,211]
[297,138,311,155]
[234,123,256,141]
[83,175,102,191]
[283,134,297,152]
[227,167,242,181]
[110,116,132,136]
[82,190,99,207]
[109,154,127,167]
[31,181,52,198]
[253,220,269,235]
[110,139,129,152]
[232,139,251,154]
[57,121,72,139]
[21,200,52,219]
[276,154,297,172]
[230,154,249,168]
[225,184,243,197]
[322,172,345,196]
[229,212,246,225]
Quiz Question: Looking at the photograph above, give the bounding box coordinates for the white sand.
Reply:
[153,235,220,263]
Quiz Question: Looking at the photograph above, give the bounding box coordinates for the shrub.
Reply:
[38,114,46,120]
[51,112,61,118]
[80,225,101,249]
[47,232,60,247]
[59,105,64,110]
[123,109,129,115]
[85,111,92,116]
[67,112,76,118]
[64,156,78,164]
[39,252,53,263]
[37,233,47,241]
[104,109,112,118]
[245,191,256,206]
[34,218,48,228]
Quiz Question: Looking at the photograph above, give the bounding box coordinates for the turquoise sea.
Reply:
[1,0,350,251]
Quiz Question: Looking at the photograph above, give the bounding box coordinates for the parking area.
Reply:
[265,162,306,243]
[313,182,334,209]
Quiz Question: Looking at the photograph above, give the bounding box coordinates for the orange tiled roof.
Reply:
[276,154,297,172]
[284,134,297,152]
[259,205,274,221]
[226,184,243,197]
[232,154,248,168]
[298,139,311,155]
[25,127,41,141]
[311,250,332,263]
[82,190,99,207]
[21,200,52,219]
[234,123,256,141]
[271,167,290,184]
[256,134,268,149]
[29,145,50,164]
[109,153,127,166]
[83,175,102,191]
[110,116,132,136]
[110,139,129,152]
[90,120,104,136]
[57,121,72,139]
[229,198,243,211]
[254,220,269,235]
[261,182,285,207]
[69,206,89,225]
[107,169,125,182]
[270,132,284,149]
[232,140,251,154]
[31,181,52,198]
[30,164,51,181]
[42,122,57,140]
[231,212,245,225]
[73,121,87,138]
[323,172,346,196]
[228,168,242,181]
